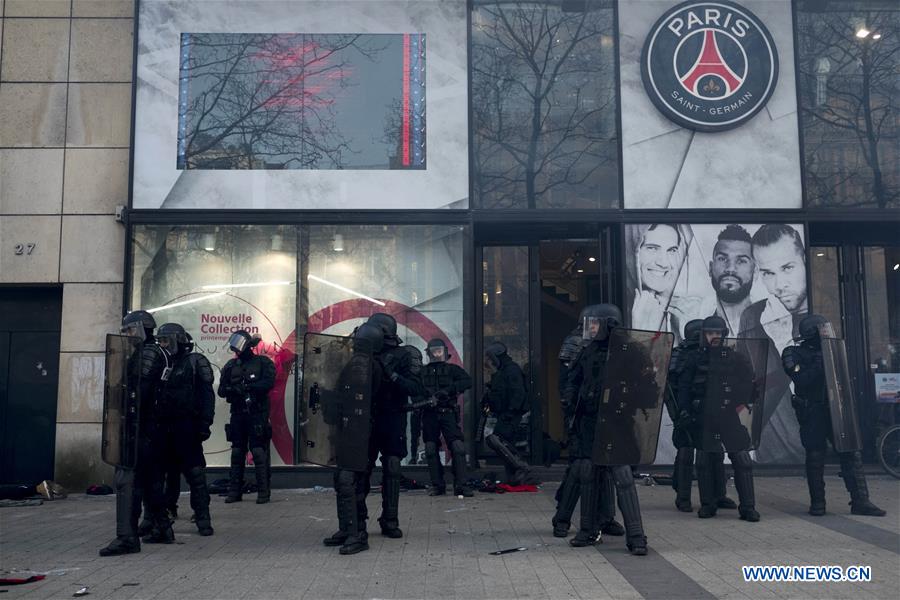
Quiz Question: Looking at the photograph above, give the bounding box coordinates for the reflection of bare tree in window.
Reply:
[797,5,899,209]
[180,34,389,169]
[471,0,618,209]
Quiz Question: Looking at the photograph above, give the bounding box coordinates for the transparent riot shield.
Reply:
[592,328,674,466]
[701,338,768,453]
[821,336,862,453]
[299,333,372,471]
[101,334,142,468]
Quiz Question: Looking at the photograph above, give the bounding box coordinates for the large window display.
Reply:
[796,0,899,209]
[131,225,298,466]
[470,0,619,209]
[625,223,809,464]
[131,223,467,466]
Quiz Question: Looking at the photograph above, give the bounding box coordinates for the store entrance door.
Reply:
[476,228,615,465]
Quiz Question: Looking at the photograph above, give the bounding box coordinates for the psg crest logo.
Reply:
[640,0,778,132]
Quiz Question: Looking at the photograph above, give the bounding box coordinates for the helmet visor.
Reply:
[121,322,146,341]
[157,333,177,352]
[427,344,446,361]
[228,332,250,354]
[817,322,836,339]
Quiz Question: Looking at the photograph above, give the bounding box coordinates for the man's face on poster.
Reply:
[638,225,681,295]
[754,234,808,313]
[710,238,755,304]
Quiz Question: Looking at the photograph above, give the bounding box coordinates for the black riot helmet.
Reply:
[683,319,703,347]
[184,332,195,354]
[426,338,450,362]
[797,314,831,343]
[367,313,397,337]
[228,329,258,355]
[484,341,508,368]
[582,303,622,342]
[701,315,728,347]
[157,323,189,354]
[353,322,384,354]
[121,310,156,341]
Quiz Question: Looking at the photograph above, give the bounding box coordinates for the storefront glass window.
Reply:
[471,0,619,209]
[130,225,299,466]
[796,0,899,209]
[304,225,468,464]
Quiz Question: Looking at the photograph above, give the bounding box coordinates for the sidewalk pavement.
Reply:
[1,475,897,599]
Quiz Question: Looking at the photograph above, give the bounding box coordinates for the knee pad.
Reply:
[384,456,402,478]
[187,466,204,483]
[336,470,356,494]
[695,451,710,469]
[611,465,633,488]
[805,449,826,465]
[450,439,466,455]
[485,434,501,451]
[230,447,245,463]
[730,451,753,469]
[572,459,593,482]
[710,452,725,466]
[424,442,439,460]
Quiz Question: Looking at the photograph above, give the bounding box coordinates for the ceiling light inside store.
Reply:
[147,292,226,314]
[872,33,882,40]
[201,281,292,290]
[588,257,596,262]
[856,27,870,38]
[333,234,344,252]
[577,269,584,273]
[816,252,825,257]
[307,274,385,306]
[202,233,216,251]
[893,263,899,271]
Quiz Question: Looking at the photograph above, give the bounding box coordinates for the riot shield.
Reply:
[592,328,673,466]
[299,333,372,471]
[101,334,142,468]
[821,336,862,453]
[701,338,768,453]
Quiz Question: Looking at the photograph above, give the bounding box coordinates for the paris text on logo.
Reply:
[640,1,778,132]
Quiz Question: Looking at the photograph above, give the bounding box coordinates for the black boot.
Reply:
[99,536,140,557]
[251,447,270,504]
[187,466,214,536]
[805,450,826,516]
[611,466,648,556]
[339,473,368,555]
[226,446,245,503]
[486,434,532,485]
[425,441,446,496]
[597,468,624,536]
[378,456,403,538]
[712,451,736,509]
[674,447,694,512]
[552,463,580,538]
[696,451,717,518]
[569,460,600,547]
[731,451,759,522]
[840,452,886,516]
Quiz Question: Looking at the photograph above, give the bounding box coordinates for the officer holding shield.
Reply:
[219,330,276,504]
[782,315,885,517]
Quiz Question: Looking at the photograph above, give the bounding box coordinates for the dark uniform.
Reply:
[218,330,276,504]
[483,342,532,485]
[421,338,473,497]
[154,323,215,536]
[324,323,385,555]
[782,315,885,517]
[677,316,759,522]
[365,313,425,538]
[562,304,648,555]
[553,318,623,539]
[99,311,170,556]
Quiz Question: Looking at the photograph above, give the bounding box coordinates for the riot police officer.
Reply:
[323,323,385,555]
[218,330,276,504]
[483,341,533,485]
[553,311,624,538]
[420,338,473,497]
[154,323,215,536]
[99,310,171,556]
[678,316,759,522]
[365,313,425,538]
[782,315,885,517]
[562,304,649,555]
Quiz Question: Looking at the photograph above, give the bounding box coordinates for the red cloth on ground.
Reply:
[496,483,539,493]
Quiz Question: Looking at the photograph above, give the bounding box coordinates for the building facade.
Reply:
[1,0,897,488]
